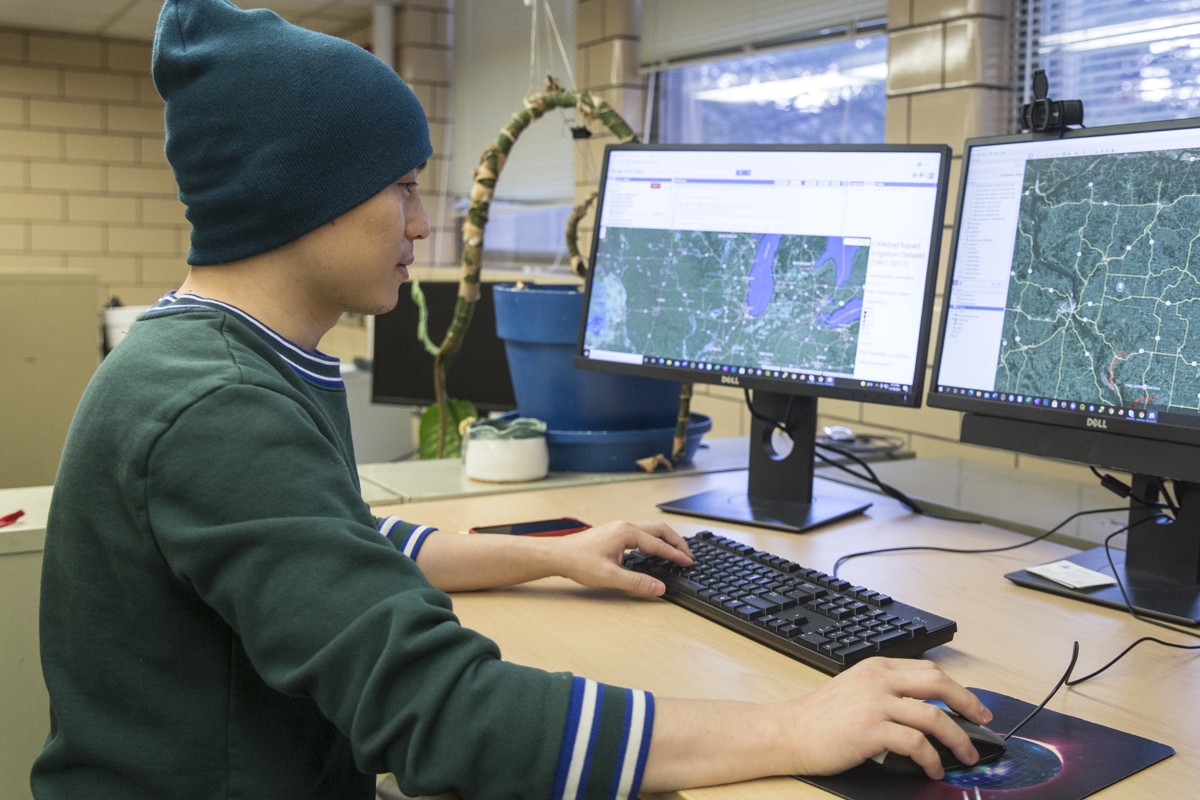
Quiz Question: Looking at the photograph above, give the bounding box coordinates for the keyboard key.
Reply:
[741,596,782,614]
[871,629,912,648]
[836,641,877,661]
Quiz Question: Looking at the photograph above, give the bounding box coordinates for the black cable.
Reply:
[1097,524,1200,641]
[985,518,1197,737]
[1006,633,1196,740]
[832,464,1179,578]
[1000,515,1197,735]
[814,443,980,523]
[1088,466,1180,516]
[1065,635,1198,685]
[740,389,975,523]
[1004,641,1079,740]
[831,504,1132,577]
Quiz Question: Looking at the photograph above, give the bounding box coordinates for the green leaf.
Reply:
[418,399,479,459]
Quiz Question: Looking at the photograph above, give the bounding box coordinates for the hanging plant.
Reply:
[418,78,693,462]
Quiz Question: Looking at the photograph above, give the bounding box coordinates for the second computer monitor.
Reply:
[929,118,1200,624]
[575,144,951,532]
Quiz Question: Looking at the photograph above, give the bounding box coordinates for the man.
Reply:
[32,2,992,798]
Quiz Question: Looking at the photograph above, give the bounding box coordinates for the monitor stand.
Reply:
[658,391,871,533]
[1007,476,1200,626]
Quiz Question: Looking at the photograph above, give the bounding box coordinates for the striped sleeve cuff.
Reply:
[551,678,655,800]
[375,516,436,560]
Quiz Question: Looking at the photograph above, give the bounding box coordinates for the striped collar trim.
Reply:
[146,292,344,389]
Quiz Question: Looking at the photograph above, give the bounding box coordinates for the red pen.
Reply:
[0,509,25,528]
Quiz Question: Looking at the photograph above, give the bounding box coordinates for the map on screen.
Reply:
[584,227,869,375]
[998,147,1200,415]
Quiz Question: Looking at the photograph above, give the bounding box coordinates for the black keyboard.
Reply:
[622,531,957,675]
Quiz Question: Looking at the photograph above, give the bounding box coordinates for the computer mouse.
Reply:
[870,708,1007,777]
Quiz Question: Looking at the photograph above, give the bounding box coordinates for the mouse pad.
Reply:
[798,689,1174,799]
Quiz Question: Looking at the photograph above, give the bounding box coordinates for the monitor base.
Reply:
[1006,547,1200,626]
[658,488,870,534]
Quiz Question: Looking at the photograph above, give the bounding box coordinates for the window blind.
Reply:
[640,0,887,68]
[1016,0,1200,128]
[450,0,576,203]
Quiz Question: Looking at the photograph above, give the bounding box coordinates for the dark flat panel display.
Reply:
[371,281,516,412]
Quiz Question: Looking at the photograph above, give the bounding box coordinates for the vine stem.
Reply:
[425,79,692,460]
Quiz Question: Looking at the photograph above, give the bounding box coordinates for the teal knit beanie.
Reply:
[151,0,433,266]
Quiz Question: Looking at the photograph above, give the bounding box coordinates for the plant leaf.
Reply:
[418,399,478,459]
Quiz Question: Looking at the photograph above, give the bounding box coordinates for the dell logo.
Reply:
[1086,417,1108,430]
[720,375,741,386]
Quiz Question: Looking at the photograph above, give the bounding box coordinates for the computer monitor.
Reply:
[928,117,1200,626]
[575,143,951,532]
[372,281,517,412]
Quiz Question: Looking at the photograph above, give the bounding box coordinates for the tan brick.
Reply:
[65,253,138,284]
[107,164,178,196]
[0,127,61,158]
[861,390,962,438]
[912,0,1011,25]
[410,82,438,119]
[108,225,180,255]
[944,156,961,227]
[0,221,28,249]
[399,45,451,85]
[687,392,746,438]
[141,197,187,226]
[885,95,910,143]
[106,41,152,73]
[0,96,26,126]
[141,256,190,284]
[1015,452,1099,482]
[944,17,1009,89]
[31,222,104,252]
[0,64,62,96]
[0,30,25,60]
[909,433,1017,467]
[29,34,104,69]
[63,70,139,102]
[888,0,913,28]
[29,98,105,130]
[909,86,1011,154]
[68,194,138,224]
[887,24,945,95]
[0,158,25,189]
[138,136,169,166]
[107,103,163,135]
[30,161,103,192]
[65,131,140,163]
[138,76,162,104]
[0,253,64,270]
[820,398,866,421]
[0,189,62,221]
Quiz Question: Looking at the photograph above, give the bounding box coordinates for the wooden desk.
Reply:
[378,471,1198,798]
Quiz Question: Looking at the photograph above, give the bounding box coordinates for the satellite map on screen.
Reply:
[998,148,1200,414]
[584,228,868,374]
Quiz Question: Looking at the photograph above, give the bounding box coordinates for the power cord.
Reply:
[741,389,978,524]
[846,484,1198,736]
[830,504,1130,577]
[1001,522,1200,734]
[1004,641,1079,740]
[740,389,1200,688]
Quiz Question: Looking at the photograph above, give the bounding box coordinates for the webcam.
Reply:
[1020,70,1084,133]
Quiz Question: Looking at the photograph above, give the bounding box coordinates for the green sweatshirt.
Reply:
[32,292,654,800]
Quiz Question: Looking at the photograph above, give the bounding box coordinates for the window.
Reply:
[653,33,889,145]
[1018,0,1200,127]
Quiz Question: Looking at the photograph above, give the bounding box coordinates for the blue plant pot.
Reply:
[493,283,681,431]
